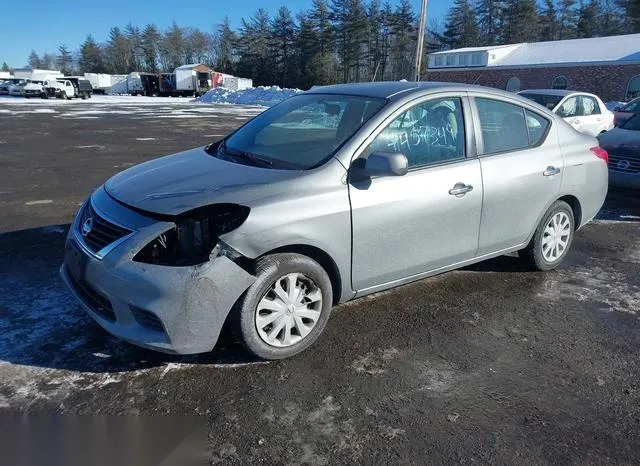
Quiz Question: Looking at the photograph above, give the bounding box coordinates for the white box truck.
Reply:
[84,73,112,94]
[175,64,213,97]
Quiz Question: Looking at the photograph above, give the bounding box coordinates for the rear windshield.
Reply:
[519,93,564,111]
[221,93,385,169]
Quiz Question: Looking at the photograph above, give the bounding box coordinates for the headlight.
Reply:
[133,204,249,266]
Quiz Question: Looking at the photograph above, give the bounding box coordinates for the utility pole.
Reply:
[414,0,427,81]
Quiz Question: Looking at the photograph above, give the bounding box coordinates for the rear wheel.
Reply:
[519,200,575,271]
[232,253,333,360]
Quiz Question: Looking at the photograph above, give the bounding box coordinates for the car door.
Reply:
[577,95,605,136]
[556,95,583,132]
[349,95,483,292]
[471,95,563,255]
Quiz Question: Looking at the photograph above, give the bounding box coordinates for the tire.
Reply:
[24,95,30,99]
[231,253,333,360]
[519,200,575,271]
[61,91,68,100]
[81,92,87,100]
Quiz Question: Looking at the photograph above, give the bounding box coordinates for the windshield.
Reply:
[620,113,640,131]
[519,93,564,111]
[220,93,385,169]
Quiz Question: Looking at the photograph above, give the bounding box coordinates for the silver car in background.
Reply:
[61,82,609,360]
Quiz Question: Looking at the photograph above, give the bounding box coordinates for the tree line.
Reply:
[8,0,640,90]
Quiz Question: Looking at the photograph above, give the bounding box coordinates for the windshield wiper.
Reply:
[221,142,273,168]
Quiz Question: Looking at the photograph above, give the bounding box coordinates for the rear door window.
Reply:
[579,95,601,115]
[476,98,530,154]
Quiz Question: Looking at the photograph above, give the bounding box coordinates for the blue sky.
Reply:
[0,0,448,68]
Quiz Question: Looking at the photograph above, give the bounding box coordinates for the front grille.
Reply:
[609,151,640,174]
[65,266,116,322]
[131,307,165,333]
[77,203,131,254]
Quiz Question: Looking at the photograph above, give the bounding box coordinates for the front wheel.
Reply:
[232,253,333,360]
[519,200,575,271]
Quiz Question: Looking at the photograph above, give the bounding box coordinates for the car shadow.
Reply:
[461,254,534,273]
[0,224,262,374]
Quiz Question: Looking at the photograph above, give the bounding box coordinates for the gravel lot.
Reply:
[1,97,639,464]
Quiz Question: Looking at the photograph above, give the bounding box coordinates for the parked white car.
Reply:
[518,89,614,137]
[9,79,28,96]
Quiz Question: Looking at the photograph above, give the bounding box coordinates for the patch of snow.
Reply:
[135,137,155,141]
[25,199,53,205]
[195,86,302,107]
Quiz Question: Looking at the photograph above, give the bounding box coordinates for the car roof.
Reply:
[518,89,598,98]
[305,81,521,101]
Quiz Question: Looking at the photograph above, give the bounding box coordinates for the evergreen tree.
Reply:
[1,62,10,72]
[476,0,502,45]
[576,0,602,37]
[79,35,104,72]
[558,0,578,39]
[160,22,186,72]
[539,0,560,41]
[331,0,369,82]
[106,27,131,73]
[124,23,143,71]
[28,51,42,69]
[141,24,161,73]
[441,0,480,49]
[56,45,74,74]
[502,0,539,43]
[389,0,417,80]
[270,7,297,88]
[236,10,275,86]
[213,17,237,73]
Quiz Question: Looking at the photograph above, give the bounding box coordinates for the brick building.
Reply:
[425,33,640,103]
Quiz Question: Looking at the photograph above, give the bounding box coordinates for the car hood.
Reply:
[105,146,305,216]
[598,128,640,151]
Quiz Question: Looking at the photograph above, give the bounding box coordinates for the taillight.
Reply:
[590,146,608,166]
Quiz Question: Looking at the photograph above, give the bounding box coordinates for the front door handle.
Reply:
[573,119,582,124]
[449,183,473,196]
[543,166,561,176]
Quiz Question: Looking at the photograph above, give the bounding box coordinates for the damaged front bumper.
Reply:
[60,189,256,354]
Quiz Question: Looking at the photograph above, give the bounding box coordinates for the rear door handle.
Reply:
[449,183,473,196]
[543,166,561,176]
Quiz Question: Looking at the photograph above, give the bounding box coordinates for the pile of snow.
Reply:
[195,85,302,107]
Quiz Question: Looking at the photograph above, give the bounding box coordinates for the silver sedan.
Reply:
[61,82,608,359]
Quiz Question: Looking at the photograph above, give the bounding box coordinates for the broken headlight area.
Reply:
[133,204,249,266]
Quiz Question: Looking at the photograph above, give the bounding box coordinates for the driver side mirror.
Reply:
[353,151,409,179]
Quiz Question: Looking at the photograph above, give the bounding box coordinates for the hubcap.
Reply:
[542,212,571,262]
[255,273,323,348]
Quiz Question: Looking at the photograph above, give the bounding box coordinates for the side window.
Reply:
[476,98,530,154]
[525,110,550,146]
[367,97,465,168]
[557,97,578,118]
[579,95,600,115]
